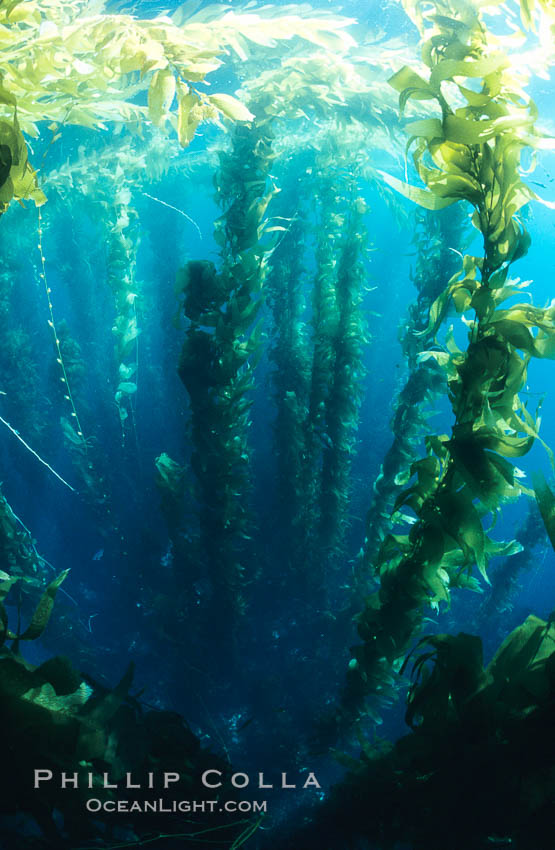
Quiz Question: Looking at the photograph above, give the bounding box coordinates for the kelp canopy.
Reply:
[1,0,555,847]
[0,0,357,211]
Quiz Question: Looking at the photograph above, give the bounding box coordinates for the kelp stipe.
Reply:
[176,116,275,663]
[266,182,312,579]
[107,187,142,447]
[0,243,45,442]
[269,145,371,600]
[316,164,368,561]
[38,209,87,449]
[358,204,469,584]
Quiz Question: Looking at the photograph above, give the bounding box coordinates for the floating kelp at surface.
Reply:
[0,0,356,160]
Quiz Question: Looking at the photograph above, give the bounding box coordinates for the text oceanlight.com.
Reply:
[85,799,268,814]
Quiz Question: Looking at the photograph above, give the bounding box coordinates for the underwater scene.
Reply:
[3,0,555,847]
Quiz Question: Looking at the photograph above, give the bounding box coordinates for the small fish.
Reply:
[92,548,104,561]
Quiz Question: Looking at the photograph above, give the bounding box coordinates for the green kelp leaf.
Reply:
[430,139,473,175]
[532,471,555,552]
[13,166,39,205]
[0,85,16,108]
[18,570,70,641]
[230,295,261,333]
[148,68,176,126]
[470,286,495,321]
[208,93,254,123]
[422,562,450,604]
[404,118,443,140]
[82,662,135,728]
[0,175,14,210]
[485,537,523,559]
[421,169,482,203]
[0,574,18,603]
[451,278,478,313]
[117,381,137,395]
[21,680,92,713]
[437,489,488,581]
[376,533,410,568]
[448,437,520,508]
[533,332,555,359]
[418,520,446,567]
[331,749,362,771]
[487,614,546,684]
[454,573,483,593]
[443,114,492,145]
[388,66,436,112]
[377,170,455,210]
[0,120,20,162]
[389,66,433,95]
[405,632,485,729]
[491,318,537,354]
[474,427,534,459]
[155,452,186,497]
[456,83,492,108]
[493,303,555,332]
[177,83,201,147]
[430,53,510,88]
[119,363,137,381]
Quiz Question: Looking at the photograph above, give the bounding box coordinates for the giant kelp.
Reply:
[265,181,312,576]
[477,504,545,625]
[176,116,275,662]
[358,204,469,584]
[345,0,555,722]
[0,489,45,585]
[0,0,367,645]
[0,0,357,177]
[3,0,555,847]
[0,244,46,442]
[313,155,369,560]
[169,36,405,659]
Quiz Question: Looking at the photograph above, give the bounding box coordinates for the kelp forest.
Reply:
[2,0,555,848]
